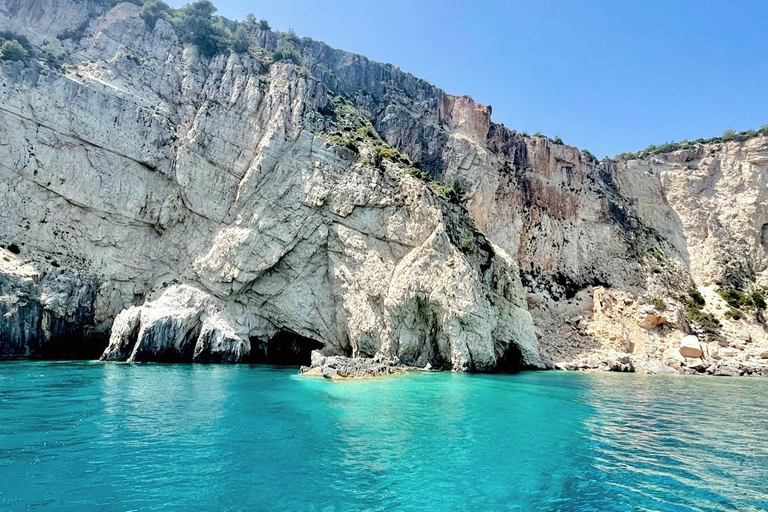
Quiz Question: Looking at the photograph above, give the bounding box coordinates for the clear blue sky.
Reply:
[170,0,768,157]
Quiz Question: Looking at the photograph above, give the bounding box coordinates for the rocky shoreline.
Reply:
[300,352,411,380]
[301,352,768,379]
[553,354,768,377]
[550,334,768,377]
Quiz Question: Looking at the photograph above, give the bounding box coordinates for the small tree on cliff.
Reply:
[0,40,28,61]
[172,0,232,57]
[232,25,250,53]
[140,0,171,29]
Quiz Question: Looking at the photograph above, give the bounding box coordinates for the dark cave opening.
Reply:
[30,331,110,361]
[247,330,324,366]
[494,343,526,373]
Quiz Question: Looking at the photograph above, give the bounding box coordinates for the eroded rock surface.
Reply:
[0,248,107,359]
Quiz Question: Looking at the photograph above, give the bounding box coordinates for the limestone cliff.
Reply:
[1,0,767,375]
[0,0,538,371]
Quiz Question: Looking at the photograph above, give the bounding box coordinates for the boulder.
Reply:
[686,358,709,372]
[640,314,669,330]
[711,364,742,377]
[679,335,703,358]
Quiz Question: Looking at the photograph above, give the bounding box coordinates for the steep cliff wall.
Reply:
[0,0,539,370]
[1,0,766,374]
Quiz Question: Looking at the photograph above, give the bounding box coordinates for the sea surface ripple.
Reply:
[0,362,766,511]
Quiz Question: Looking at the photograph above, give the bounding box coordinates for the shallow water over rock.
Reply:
[0,362,766,511]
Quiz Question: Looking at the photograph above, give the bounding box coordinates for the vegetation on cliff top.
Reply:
[614,126,768,161]
[136,0,264,58]
[59,0,276,61]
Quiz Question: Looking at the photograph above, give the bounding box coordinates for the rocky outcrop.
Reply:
[0,247,107,359]
[300,351,409,379]
[1,0,767,375]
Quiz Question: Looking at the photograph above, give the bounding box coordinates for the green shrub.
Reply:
[272,42,301,65]
[719,288,753,311]
[725,308,743,321]
[0,31,31,51]
[377,146,411,166]
[406,165,431,181]
[325,135,358,154]
[259,19,271,31]
[433,181,464,204]
[685,305,721,335]
[42,51,62,69]
[356,124,377,140]
[0,39,28,61]
[170,0,232,57]
[686,288,705,308]
[751,291,766,310]
[648,297,667,311]
[58,26,86,40]
[684,287,720,335]
[140,0,171,29]
[552,135,564,145]
[232,25,249,53]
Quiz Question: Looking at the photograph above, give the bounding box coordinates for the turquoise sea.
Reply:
[0,362,766,511]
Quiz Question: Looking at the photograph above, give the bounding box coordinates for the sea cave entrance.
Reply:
[494,342,525,373]
[248,330,323,366]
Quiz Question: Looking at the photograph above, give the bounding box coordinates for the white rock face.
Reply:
[616,138,768,287]
[0,1,539,370]
[0,248,107,359]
